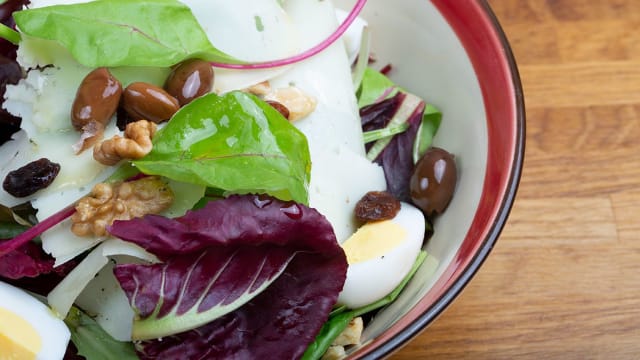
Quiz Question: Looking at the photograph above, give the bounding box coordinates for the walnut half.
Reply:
[71,176,173,237]
[93,119,157,166]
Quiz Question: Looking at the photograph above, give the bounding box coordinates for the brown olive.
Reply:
[71,67,122,131]
[122,82,180,123]
[266,100,290,120]
[164,59,213,106]
[409,147,457,217]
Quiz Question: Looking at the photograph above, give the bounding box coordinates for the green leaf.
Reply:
[134,91,311,204]
[0,222,29,239]
[106,162,140,183]
[365,93,423,161]
[64,306,138,360]
[302,251,428,360]
[0,202,37,226]
[362,122,409,144]
[0,22,20,45]
[13,0,239,68]
[412,104,443,163]
[356,67,442,163]
[356,67,400,108]
[301,312,354,360]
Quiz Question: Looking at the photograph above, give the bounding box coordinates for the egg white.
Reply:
[0,281,70,360]
[338,202,426,309]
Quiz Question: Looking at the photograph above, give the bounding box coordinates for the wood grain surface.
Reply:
[392,0,640,359]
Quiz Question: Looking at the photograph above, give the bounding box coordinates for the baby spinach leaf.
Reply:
[134,91,311,204]
[357,67,400,108]
[13,0,239,67]
[0,202,37,226]
[0,222,28,239]
[64,306,138,360]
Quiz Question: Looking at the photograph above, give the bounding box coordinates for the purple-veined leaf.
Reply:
[115,246,297,340]
[361,92,425,201]
[133,248,344,360]
[109,194,347,358]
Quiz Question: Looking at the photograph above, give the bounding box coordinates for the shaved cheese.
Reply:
[308,146,386,243]
[47,239,157,319]
[270,0,386,242]
[3,0,385,248]
[74,259,138,341]
[48,241,110,318]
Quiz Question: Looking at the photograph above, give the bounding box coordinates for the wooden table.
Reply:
[393,0,640,358]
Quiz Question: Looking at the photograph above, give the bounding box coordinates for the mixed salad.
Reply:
[0,0,458,359]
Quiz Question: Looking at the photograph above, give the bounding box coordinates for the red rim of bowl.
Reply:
[349,0,526,358]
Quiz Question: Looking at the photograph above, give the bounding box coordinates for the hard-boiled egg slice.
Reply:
[0,281,70,360]
[338,202,425,309]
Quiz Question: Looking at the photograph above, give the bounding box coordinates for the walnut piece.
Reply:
[320,317,364,360]
[245,81,272,96]
[245,81,317,121]
[71,176,173,237]
[264,86,317,121]
[93,119,157,166]
[321,346,346,360]
[332,317,363,346]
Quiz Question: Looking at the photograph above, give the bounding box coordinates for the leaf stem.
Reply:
[0,22,20,45]
[0,203,76,257]
[362,122,409,143]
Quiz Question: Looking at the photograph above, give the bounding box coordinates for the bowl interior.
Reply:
[334,0,523,357]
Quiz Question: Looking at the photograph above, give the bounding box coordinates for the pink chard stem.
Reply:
[210,0,368,70]
[0,203,76,257]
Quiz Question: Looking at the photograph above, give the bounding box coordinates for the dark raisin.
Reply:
[3,158,61,197]
[354,191,401,222]
[266,100,290,120]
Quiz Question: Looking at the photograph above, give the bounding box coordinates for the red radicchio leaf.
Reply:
[0,241,55,279]
[361,92,425,202]
[361,92,404,134]
[108,194,347,359]
[0,241,77,295]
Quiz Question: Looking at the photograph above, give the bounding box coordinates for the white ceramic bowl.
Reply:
[333,0,525,357]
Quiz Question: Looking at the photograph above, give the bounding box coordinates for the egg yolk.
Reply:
[0,307,42,360]
[341,220,406,263]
